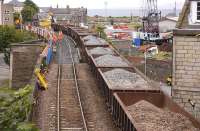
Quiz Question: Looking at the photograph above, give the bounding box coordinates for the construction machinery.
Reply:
[142,0,161,36]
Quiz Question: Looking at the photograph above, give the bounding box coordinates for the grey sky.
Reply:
[5,0,185,9]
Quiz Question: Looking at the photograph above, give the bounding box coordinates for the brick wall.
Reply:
[10,42,44,89]
[173,35,200,121]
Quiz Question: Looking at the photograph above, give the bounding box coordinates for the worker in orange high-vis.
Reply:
[52,33,58,45]
[58,31,64,41]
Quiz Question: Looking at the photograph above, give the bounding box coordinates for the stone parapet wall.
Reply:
[10,41,44,89]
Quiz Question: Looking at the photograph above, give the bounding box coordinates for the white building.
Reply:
[176,0,200,28]
[159,17,178,33]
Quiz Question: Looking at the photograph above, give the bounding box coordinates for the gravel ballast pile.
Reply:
[83,36,108,46]
[98,38,107,44]
[95,55,129,67]
[83,35,96,41]
[127,100,198,131]
[89,47,114,55]
[85,38,99,45]
[103,69,148,89]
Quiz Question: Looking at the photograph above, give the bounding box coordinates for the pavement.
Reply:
[0,53,9,85]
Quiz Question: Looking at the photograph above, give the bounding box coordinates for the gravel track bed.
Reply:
[83,35,96,41]
[34,63,58,131]
[76,64,119,131]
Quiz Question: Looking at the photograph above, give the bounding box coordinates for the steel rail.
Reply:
[56,36,88,131]
[57,63,61,131]
[65,37,88,131]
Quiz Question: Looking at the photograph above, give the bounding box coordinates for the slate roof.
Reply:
[49,8,71,14]
[39,7,86,14]
[8,0,24,7]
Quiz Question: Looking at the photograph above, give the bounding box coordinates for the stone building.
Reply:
[40,5,87,26]
[173,0,200,121]
[2,3,14,25]
[0,0,3,25]
[8,0,24,13]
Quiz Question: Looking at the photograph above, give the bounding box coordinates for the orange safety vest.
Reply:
[47,32,51,39]
[53,34,58,43]
[58,31,63,40]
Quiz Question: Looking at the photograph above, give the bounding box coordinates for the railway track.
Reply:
[56,36,88,131]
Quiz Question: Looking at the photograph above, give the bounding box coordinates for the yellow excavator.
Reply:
[34,68,47,90]
[39,12,53,29]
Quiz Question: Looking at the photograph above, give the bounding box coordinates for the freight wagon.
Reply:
[112,92,200,131]
[51,24,200,131]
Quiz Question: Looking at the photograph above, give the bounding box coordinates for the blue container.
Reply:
[133,38,141,48]
[46,47,52,65]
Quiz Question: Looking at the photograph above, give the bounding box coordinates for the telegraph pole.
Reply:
[104,1,108,23]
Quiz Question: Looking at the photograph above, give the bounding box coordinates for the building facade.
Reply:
[40,5,87,26]
[2,3,14,25]
[8,0,24,13]
[0,0,14,25]
[159,17,178,33]
[173,0,200,122]
[0,0,4,25]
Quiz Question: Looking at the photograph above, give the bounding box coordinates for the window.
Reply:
[197,2,200,20]
[4,18,9,21]
[4,10,10,14]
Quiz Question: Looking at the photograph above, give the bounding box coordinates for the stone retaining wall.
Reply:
[10,41,44,89]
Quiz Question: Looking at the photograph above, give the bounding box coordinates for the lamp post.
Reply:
[144,50,147,76]
[19,12,23,31]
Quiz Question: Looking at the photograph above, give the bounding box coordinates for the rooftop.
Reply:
[8,0,23,7]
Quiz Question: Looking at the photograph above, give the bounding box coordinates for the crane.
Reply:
[142,0,161,37]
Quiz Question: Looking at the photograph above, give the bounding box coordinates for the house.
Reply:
[8,0,24,13]
[39,5,87,25]
[159,17,178,32]
[173,0,200,122]
[2,3,14,25]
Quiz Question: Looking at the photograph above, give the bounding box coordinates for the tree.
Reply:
[0,25,16,51]
[0,25,37,65]
[95,24,107,39]
[24,0,39,12]
[21,6,36,22]
[133,23,142,31]
[21,0,39,23]
[13,12,20,22]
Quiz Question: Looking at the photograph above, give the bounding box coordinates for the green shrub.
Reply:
[0,25,37,65]
[0,85,38,130]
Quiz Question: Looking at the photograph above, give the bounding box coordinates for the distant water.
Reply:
[88,9,181,17]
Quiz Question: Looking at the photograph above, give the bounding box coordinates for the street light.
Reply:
[144,50,147,76]
[19,12,23,31]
